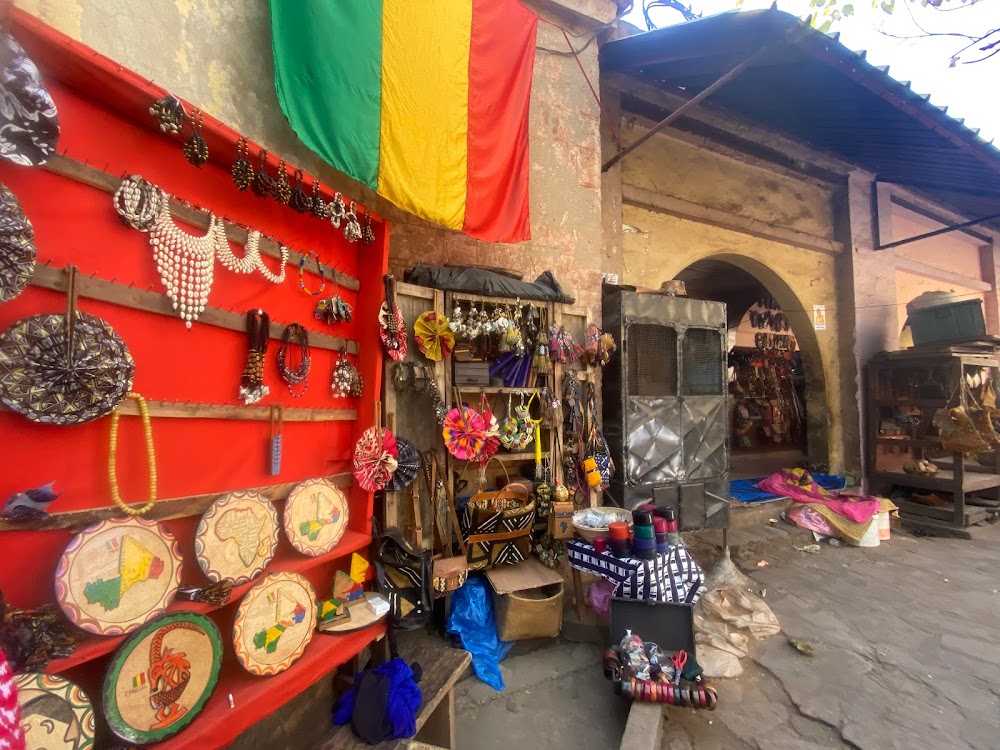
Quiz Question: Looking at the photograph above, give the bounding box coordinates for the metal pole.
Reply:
[876,211,1000,251]
[601,43,775,173]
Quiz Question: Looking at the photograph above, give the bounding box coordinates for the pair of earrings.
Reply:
[314,295,354,325]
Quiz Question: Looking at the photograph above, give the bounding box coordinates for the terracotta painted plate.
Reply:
[15,673,96,750]
[233,571,317,676]
[102,612,222,745]
[194,491,279,585]
[55,517,182,636]
[283,477,349,556]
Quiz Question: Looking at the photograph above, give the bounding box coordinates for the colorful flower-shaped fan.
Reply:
[379,274,407,361]
[442,405,487,461]
[413,311,455,361]
[475,393,500,467]
[353,409,399,492]
[387,438,421,492]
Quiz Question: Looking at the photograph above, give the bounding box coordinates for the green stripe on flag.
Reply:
[270,0,383,189]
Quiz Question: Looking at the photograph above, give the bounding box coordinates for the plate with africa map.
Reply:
[55,517,182,636]
[283,477,349,556]
[102,612,222,745]
[15,673,96,750]
[195,491,280,585]
[232,571,316,676]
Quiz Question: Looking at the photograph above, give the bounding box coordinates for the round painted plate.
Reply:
[283,478,349,556]
[102,612,222,745]
[194,491,279,585]
[233,571,317,677]
[15,673,96,750]
[55,517,182,636]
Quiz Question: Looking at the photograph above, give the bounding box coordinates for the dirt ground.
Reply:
[455,519,1000,750]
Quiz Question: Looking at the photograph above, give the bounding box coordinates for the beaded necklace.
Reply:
[240,309,271,404]
[278,323,311,397]
[108,393,157,516]
[298,250,327,297]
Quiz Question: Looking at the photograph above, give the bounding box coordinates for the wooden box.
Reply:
[454,362,491,386]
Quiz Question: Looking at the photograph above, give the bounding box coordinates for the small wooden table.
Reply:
[319,633,471,750]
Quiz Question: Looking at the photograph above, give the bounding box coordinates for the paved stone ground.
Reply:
[456,521,1000,750]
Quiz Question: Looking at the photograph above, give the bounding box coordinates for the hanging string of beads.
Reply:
[298,250,327,297]
[278,323,311,397]
[240,309,271,405]
[108,393,157,517]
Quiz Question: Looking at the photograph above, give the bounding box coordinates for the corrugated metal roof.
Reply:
[602,9,1000,229]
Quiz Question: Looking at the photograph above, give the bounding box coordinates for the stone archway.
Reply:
[675,254,831,468]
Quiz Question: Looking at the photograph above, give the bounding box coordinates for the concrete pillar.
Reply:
[600,77,625,285]
[836,170,898,486]
[978,243,1000,335]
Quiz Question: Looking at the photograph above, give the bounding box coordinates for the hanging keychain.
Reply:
[269,404,283,476]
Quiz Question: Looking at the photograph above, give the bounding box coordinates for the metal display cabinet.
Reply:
[602,285,729,530]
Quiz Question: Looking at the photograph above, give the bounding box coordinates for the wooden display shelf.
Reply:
[456,386,542,394]
[873,468,1000,493]
[894,498,989,526]
[153,622,385,750]
[494,451,548,463]
[48,531,370,673]
[0,399,356,423]
[874,437,940,448]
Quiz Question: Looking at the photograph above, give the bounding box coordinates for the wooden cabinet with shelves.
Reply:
[867,349,1000,535]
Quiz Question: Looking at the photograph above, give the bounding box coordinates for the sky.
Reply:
[625,0,1000,144]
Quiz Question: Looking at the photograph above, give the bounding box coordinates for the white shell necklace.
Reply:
[217,228,289,284]
[149,190,221,328]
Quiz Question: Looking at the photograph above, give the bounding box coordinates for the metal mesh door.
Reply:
[682,328,723,396]
[627,324,677,396]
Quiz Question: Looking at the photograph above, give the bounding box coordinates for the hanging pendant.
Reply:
[329,193,346,228]
[273,160,292,205]
[361,209,375,245]
[344,202,362,243]
[251,149,275,198]
[231,137,254,191]
[149,95,186,134]
[310,180,328,219]
[289,169,312,213]
[182,109,210,167]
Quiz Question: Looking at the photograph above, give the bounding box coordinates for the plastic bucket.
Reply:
[850,518,880,547]
[878,511,891,541]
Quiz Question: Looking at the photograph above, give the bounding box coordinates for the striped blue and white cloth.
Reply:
[566,540,706,604]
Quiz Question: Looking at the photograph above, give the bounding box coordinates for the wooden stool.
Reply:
[320,632,470,750]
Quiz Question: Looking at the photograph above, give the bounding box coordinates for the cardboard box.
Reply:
[485,558,564,641]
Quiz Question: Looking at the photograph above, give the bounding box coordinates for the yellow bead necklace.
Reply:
[108,392,157,516]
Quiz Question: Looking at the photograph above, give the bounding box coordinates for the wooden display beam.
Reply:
[0,399,355,424]
[30,263,359,354]
[0,473,353,532]
[42,153,361,291]
[48,529,372,674]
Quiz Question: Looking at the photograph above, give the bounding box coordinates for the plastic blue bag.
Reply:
[446,575,513,690]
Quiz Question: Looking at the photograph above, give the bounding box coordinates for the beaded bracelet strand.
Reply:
[278,323,311,397]
[298,250,327,297]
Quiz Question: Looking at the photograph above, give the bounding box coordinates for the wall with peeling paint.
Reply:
[18,0,610,319]
[621,133,846,472]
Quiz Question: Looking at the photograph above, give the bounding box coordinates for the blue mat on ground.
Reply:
[730,473,847,504]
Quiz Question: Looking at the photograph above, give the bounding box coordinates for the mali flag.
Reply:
[270,1,538,243]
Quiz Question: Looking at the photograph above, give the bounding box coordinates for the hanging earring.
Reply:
[149,95,186,134]
[183,109,209,167]
[251,149,275,198]
[310,180,328,219]
[273,160,292,205]
[329,192,346,228]
[344,201,362,243]
[361,209,375,245]
[231,137,254,191]
[289,170,312,213]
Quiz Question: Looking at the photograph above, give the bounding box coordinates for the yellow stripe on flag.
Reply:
[379,0,471,230]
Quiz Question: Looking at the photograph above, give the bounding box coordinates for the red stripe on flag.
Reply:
[462,0,537,243]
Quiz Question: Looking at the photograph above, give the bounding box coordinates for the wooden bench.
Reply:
[319,633,471,750]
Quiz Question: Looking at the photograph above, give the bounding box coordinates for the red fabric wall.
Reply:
[0,78,380,606]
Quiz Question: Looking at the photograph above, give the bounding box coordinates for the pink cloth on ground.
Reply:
[757,469,881,524]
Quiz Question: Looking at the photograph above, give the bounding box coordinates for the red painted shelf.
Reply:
[154,623,386,750]
[48,531,371,673]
